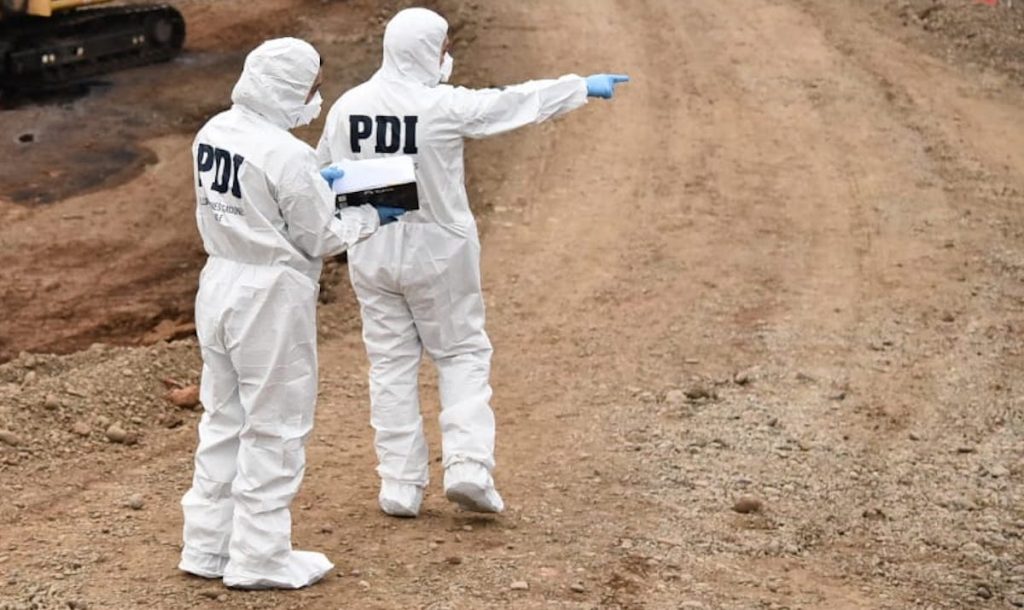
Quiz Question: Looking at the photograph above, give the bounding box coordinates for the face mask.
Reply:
[296,91,323,127]
[439,52,454,83]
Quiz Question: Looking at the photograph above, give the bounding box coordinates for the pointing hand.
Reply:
[585,74,630,99]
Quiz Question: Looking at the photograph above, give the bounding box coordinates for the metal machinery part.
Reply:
[0,1,185,91]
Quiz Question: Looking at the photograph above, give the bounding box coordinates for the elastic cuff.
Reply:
[362,204,381,234]
[443,455,495,471]
[180,548,230,579]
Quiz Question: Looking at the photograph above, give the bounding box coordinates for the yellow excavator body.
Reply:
[22,1,116,18]
[0,0,185,90]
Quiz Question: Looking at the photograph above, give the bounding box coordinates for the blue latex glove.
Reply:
[319,166,344,187]
[585,74,630,99]
[377,206,406,226]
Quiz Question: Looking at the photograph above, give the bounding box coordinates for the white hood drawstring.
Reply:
[439,52,454,83]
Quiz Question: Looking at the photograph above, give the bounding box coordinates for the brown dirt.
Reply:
[886,0,1024,84]
[2,0,1024,609]
[0,0,403,363]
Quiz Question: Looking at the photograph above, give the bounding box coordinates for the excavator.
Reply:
[0,0,184,91]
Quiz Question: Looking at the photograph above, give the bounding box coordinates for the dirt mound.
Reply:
[0,341,201,476]
[893,0,1024,82]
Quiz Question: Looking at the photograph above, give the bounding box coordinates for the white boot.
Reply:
[223,550,333,590]
[379,480,424,518]
[444,461,504,513]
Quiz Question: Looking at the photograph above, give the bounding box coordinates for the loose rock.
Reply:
[0,430,23,447]
[166,385,200,409]
[126,495,144,510]
[71,422,92,437]
[105,424,136,445]
[862,508,887,521]
[684,383,713,401]
[160,413,184,429]
[510,580,529,591]
[732,497,762,514]
[664,389,686,406]
[987,464,1009,478]
[734,368,757,385]
[44,394,62,410]
[570,582,585,593]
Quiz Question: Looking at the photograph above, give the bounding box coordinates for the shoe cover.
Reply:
[379,480,424,518]
[444,461,504,513]
[223,550,333,590]
[179,548,229,579]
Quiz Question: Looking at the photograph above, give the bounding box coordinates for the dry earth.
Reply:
[1,1,1023,608]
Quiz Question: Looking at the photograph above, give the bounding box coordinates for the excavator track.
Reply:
[0,3,185,91]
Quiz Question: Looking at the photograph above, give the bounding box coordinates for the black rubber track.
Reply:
[0,3,185,91]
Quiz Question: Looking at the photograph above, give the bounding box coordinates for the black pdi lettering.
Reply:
[349,115,419,155]
[196,143,244,198]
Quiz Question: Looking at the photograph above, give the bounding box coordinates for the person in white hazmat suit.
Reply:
[317,8,629,518]
[179,37,402,589]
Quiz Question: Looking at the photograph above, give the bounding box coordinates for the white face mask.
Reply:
[439,52,453,83]
[296,90,323,127]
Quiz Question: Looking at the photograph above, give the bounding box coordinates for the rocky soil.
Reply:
[2,0,1024,608]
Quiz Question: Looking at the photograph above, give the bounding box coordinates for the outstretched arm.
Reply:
[450,75,587,139]
[450,72,630,140]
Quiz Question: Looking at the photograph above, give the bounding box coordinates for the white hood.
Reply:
[376,8,448,87]
[231,38,320,129]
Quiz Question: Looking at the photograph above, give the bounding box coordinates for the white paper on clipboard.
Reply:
[329,156,419,210]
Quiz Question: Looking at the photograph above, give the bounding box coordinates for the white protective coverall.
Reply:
[317,8,589,516]
[180,38,379,589]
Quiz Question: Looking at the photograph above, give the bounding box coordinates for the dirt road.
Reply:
[2,0,1023,608]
